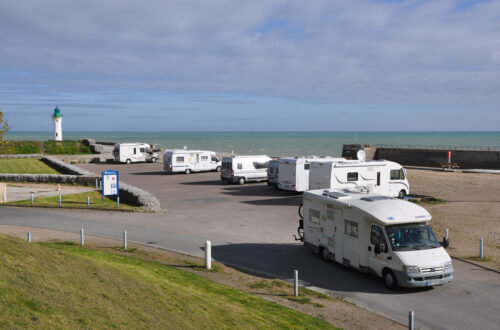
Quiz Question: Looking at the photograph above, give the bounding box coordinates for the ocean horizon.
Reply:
[6,131,500,157]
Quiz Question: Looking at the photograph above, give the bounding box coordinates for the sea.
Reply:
[6,131,500,157]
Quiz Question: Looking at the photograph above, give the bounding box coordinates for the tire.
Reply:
[238,177,246,185]
[126,159,131,165]
[216,166,221,172]
[383,269,398,289]
[185,169,191,174]
[321,247,329,261]
[398,190,406,199]
[151,157,157,163]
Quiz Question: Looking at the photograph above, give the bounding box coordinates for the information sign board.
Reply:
[102,170,119,197]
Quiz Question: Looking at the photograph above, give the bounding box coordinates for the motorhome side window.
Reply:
[201,156,208,160]
[253,161,268,169]
[347,172,358,182]
[133,148,137,155]
[176,156,184,163]
[344,220,358,238]
[140,148,145,153]
[390,169,405,180]
[304,163,310,170]
[309,209,320,224]
[237,163,243,169]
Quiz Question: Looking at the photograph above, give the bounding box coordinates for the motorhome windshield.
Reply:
[385,222,440,251]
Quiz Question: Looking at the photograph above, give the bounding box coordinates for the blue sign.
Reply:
[102,170,119,197]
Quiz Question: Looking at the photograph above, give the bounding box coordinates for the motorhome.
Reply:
[163,150,221,174]
[298,188,453,288]
[267,159,279,188]
[308,159,410,198]
[221,155,271,184]
[113,143,159,164]
[277,157,345,192]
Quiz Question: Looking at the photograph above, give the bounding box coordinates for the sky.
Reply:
[1,0,499,131]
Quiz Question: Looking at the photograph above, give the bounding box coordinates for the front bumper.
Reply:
[394,268,454,288]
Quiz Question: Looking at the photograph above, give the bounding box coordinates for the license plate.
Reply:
[426,279,442,286]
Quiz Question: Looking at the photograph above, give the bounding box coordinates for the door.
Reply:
[334,208,343,263]
[368,225,389,277]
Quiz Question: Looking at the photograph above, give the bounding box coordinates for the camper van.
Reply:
[308,160,410,198]
[221,155,271,184]
[163,150,221,174]
[277,157,345,192]
[267,159,279,188]
[298,188,453,288]
[113,143,159,164]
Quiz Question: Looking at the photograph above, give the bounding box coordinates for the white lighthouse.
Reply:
[52,106,63,141]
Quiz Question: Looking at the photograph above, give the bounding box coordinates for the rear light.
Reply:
[231,169,234,176]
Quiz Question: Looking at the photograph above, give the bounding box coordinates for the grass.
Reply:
[0,158,61,174]
[0,235,338,329]
[468,256,493,262]
[0,140,43,154]
[4,191,141,211]
[43,140,92,155]
[408,197,446,204]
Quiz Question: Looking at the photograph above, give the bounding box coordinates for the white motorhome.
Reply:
[163,150,221,174]
[221,155,271,184]
[309,160,410,198]
[113,143,159,164]
[299,188,453,288]
[277,157,345,192]
[267,159,279,188]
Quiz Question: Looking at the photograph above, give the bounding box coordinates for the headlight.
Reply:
[404,265,420,273]
[444,261,453,269]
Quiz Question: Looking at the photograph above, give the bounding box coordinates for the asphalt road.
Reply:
[1,162,499,329]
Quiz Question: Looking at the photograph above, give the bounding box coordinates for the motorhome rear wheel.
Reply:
[238,177,246,185]
[216,166,221,172]
[185,169,191,174]
[321,247,329,261]
[126,159,131,165]
[398,190,406,199]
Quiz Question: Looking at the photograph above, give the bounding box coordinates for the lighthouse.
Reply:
[52,106,63,141]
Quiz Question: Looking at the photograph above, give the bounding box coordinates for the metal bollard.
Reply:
[445,228,449,240]
[95,179,98,189]
[99,180,101,190]
[479,238,484,259]
[205,240,212,270]
[31,193,34,205]
[123,230,127,249]
[59,194,62,206]
[28,232,31,243]
[80,228,85,246]
[408,310,414,330]
[87,196,90,207]
[117,197,120,208]
[2,193,5,203]
[294,270,299,297]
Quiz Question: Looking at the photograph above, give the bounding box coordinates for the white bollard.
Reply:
[123,230,127,249]
[117,197,120,208]
[408,310,414,330]
[205,240,212,270]
[2,193,5,203]
[95,179,98,189]
[30,193,34,205]
[59,194,62,206]
[28,232,31,243]
[445,228,449,240]
[80,228,85,246]
[87,196,90,207]
[479,238,484,259]
[294,270,299,297]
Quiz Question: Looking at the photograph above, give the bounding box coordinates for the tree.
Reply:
[0,110,11,141]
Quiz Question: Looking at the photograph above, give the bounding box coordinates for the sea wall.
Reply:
[372,148,500,169]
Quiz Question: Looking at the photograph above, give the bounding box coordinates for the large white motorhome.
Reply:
[298,188,453,288]
[308,159,410,198]
[277,157,345,192]
[267,159,279,188]
[221,155,271,184]
[163,150,221,174]
[113,143,159,164]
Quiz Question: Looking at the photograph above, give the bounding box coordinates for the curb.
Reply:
[451,256,500,274]
[0,204,138,213]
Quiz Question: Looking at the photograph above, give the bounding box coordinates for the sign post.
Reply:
[101,170,119,205]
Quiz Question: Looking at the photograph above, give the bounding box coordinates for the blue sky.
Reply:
[1,0,499,131]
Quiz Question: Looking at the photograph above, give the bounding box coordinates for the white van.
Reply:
[267,159,279,188]
[163,150,221,174]
[299,188,453,289]
[221,155,271,184]
[309,160,410,198]
[278,157,345,192]
[113,143,159,164]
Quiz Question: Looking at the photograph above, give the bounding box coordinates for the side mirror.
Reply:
[442,237,450,248]
[374,243,381,254]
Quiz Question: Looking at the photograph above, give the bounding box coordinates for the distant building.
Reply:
[52,106,63,141]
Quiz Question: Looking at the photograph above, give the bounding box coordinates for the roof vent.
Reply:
[328,191,350,200]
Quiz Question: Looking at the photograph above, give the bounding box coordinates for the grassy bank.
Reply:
[43,140,92,155]
[4,191,141,211]
[0,158,61,174]
[0,235,336,329]
[0,141,42,154]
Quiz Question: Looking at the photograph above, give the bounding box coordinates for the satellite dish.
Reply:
[357,150,366,162]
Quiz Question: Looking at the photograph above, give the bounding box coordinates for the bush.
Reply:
[0,141,43,154]
[43,140,92,155]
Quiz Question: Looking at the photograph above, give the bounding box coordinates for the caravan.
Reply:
[163,150,221,174]
[267,159,279,188]
[308,159,410,198]
[113,143,159,164]
[298,188,453,288]
[221,155,271,184]
[277,157,345,192]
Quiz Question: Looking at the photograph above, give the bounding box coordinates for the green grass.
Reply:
[408,197,446,205]
[43,140,92,155]
[0,141,43,154]
[0,158,61,174]
[4,191,141,211]
[0,235,338,329]
[468,256,493,262]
